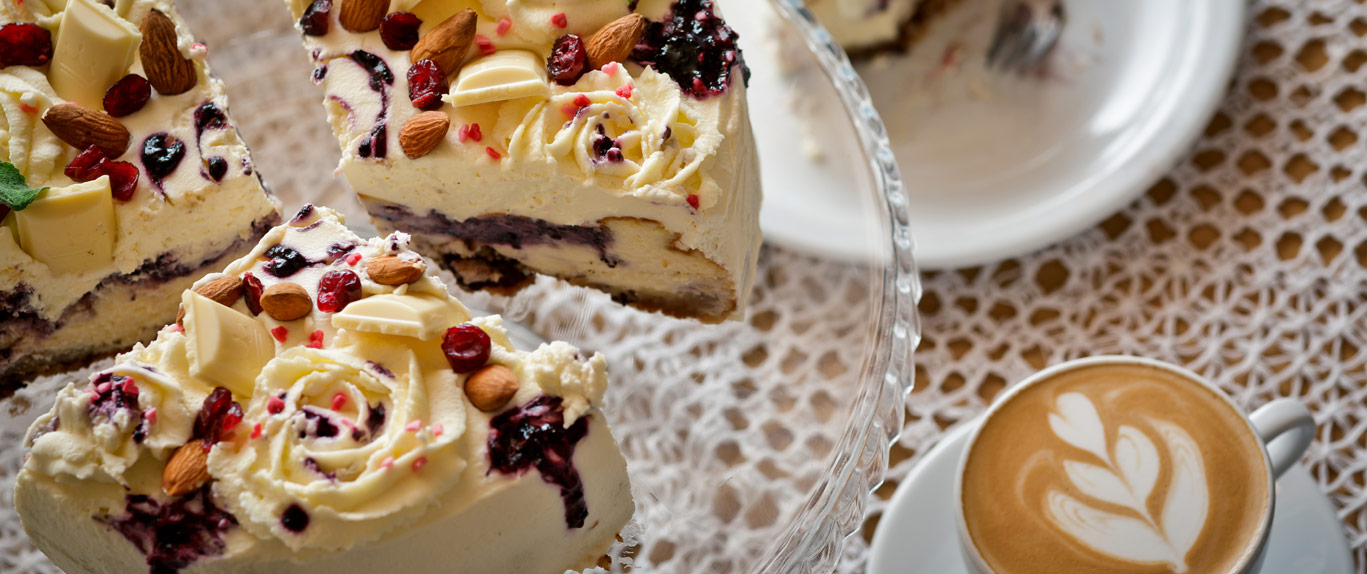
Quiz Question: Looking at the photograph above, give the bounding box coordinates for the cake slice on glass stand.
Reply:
[284,0,761,323]
[0,0,281,390]
[15,205,634,574]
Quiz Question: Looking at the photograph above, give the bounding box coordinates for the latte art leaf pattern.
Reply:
[1043,393,1210,573]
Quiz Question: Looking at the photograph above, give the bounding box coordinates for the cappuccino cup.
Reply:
[954,356,1315,574]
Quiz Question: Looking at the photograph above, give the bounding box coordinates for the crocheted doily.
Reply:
[842,0,1367,572]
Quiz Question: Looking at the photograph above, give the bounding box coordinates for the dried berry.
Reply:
[242,272,264,315]
[65,146,140,201]
[547,34,588,86]
[316,270,362,312]
[103,75,152,118]
[193,387,243,447]
[442,324,491,373]
[406,59,448,111]
[0,23,52,68]
[299,0,332,36]
[631,0,749,98]
[380,12,422,51]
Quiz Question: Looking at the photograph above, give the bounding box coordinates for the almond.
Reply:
[162,440,211,497]
[399,111,450,159]
[196,276,245,308]
[140,10,198,95]
[41,104,130,158]
[260,282,312,321]
[465,365,519,412]
[366,254,427,285]
[587,13,647,69]
[411,9,477,74]
[339,0,387,32]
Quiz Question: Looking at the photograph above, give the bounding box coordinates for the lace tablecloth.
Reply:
[843,0,1367,571]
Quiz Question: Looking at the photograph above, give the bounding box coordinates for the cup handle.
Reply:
[1247,398,1316,478]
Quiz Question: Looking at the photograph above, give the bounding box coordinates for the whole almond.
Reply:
[162,440,211,497]
[260,282,313,321]
[140,10,198,95]
[587,13,647,69]
[196,276,245,308]
[41,104,130,158]
[411,9,477,74]
[400,111,450,159]
[366,254,427,285]
[465,365,519,412]
[339,0,387,32]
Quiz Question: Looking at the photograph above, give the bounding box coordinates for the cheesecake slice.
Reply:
[805,0,960,57]
[15,205,634,574]
[285,0,761,323]
[0,0,281,389]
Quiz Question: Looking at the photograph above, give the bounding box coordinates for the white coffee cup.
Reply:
[953,356,1316,574]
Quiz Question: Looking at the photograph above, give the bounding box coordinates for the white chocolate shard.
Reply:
[15,176,116,273]
[331,292,471,340]
[183,291,275,396]
[445,50,550,108]
[48,0,141,109]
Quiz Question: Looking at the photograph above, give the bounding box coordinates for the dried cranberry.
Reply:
[0,23,52,68]
[243,272,264,315]
[547,34,588,86]
[406,59,448,110]
[102,74,151,117]
[65,146,140,201]
[193,387,243,447]
[316,270,362,312]
[299,0,331,36]
[380,12,422,51]
[262,245,311,277]
[442,324,491,373]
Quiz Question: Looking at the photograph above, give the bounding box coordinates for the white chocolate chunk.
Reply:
[331,293,470,340]
[445,50,550,108]
[184,291,275,396]
[48,0,142,109]
[15,176,116,273]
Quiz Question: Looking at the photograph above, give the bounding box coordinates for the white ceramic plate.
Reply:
[749,0,1245,266]
[867,421,1354,574]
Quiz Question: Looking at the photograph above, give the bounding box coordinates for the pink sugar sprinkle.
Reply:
[604,62,620,75]
[550,12,567,28]
[411,456,428,471]
[250,422,263,439]
[485,147,502,160]
[467,123,483,142]
[345,252,363,266]
[121,378,139,396]
[561,103,580,118]
[405,419,423,432]
[146,408,157,425]
[97,382,112,394]
[457,124,470,142]
[270,326,288,343]
[267,396,285,414]
[432,423,444,437]
[88,388,99,398]
[167,324,184,334]
[616,84,633,99]
[497,18,512,35]
[687,194,700,210]
[574,94,591,108]
[475,34,496,56]
[331,392,347,411]
[18,102,36,115]
[307,330,324,349]
[380,456,394,469]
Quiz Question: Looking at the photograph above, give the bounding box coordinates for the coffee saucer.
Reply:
[867,420,1354,574]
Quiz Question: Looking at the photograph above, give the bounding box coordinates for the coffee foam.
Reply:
[961,363,1269,574]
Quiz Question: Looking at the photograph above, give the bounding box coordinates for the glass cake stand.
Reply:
[0,1,919,573]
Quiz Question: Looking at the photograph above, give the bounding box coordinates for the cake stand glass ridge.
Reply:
[0,0,920,572]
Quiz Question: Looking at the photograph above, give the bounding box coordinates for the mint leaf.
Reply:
[0,161,47,211]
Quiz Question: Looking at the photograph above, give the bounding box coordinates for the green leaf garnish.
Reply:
[0,162,47,211]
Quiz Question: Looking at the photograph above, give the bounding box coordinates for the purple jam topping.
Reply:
[193,103,227,135]
[290,204,316,225]
[369,205,620,268]
[298,406,340,439]
[590,124,624,163]
[140,133,185,192]
[487,395,591,529]
[325,241,356,262]
[348,50,393,159]
[262,244,312,277]
[631,0,750,99]
[367,361,395,379]
[96,487,237,574]
[281,504,310,533]
[357,123,387,159]
[366,402,387,435]
[87,373,147,443]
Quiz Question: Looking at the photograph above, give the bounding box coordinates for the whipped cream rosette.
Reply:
[16,206,633,574]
